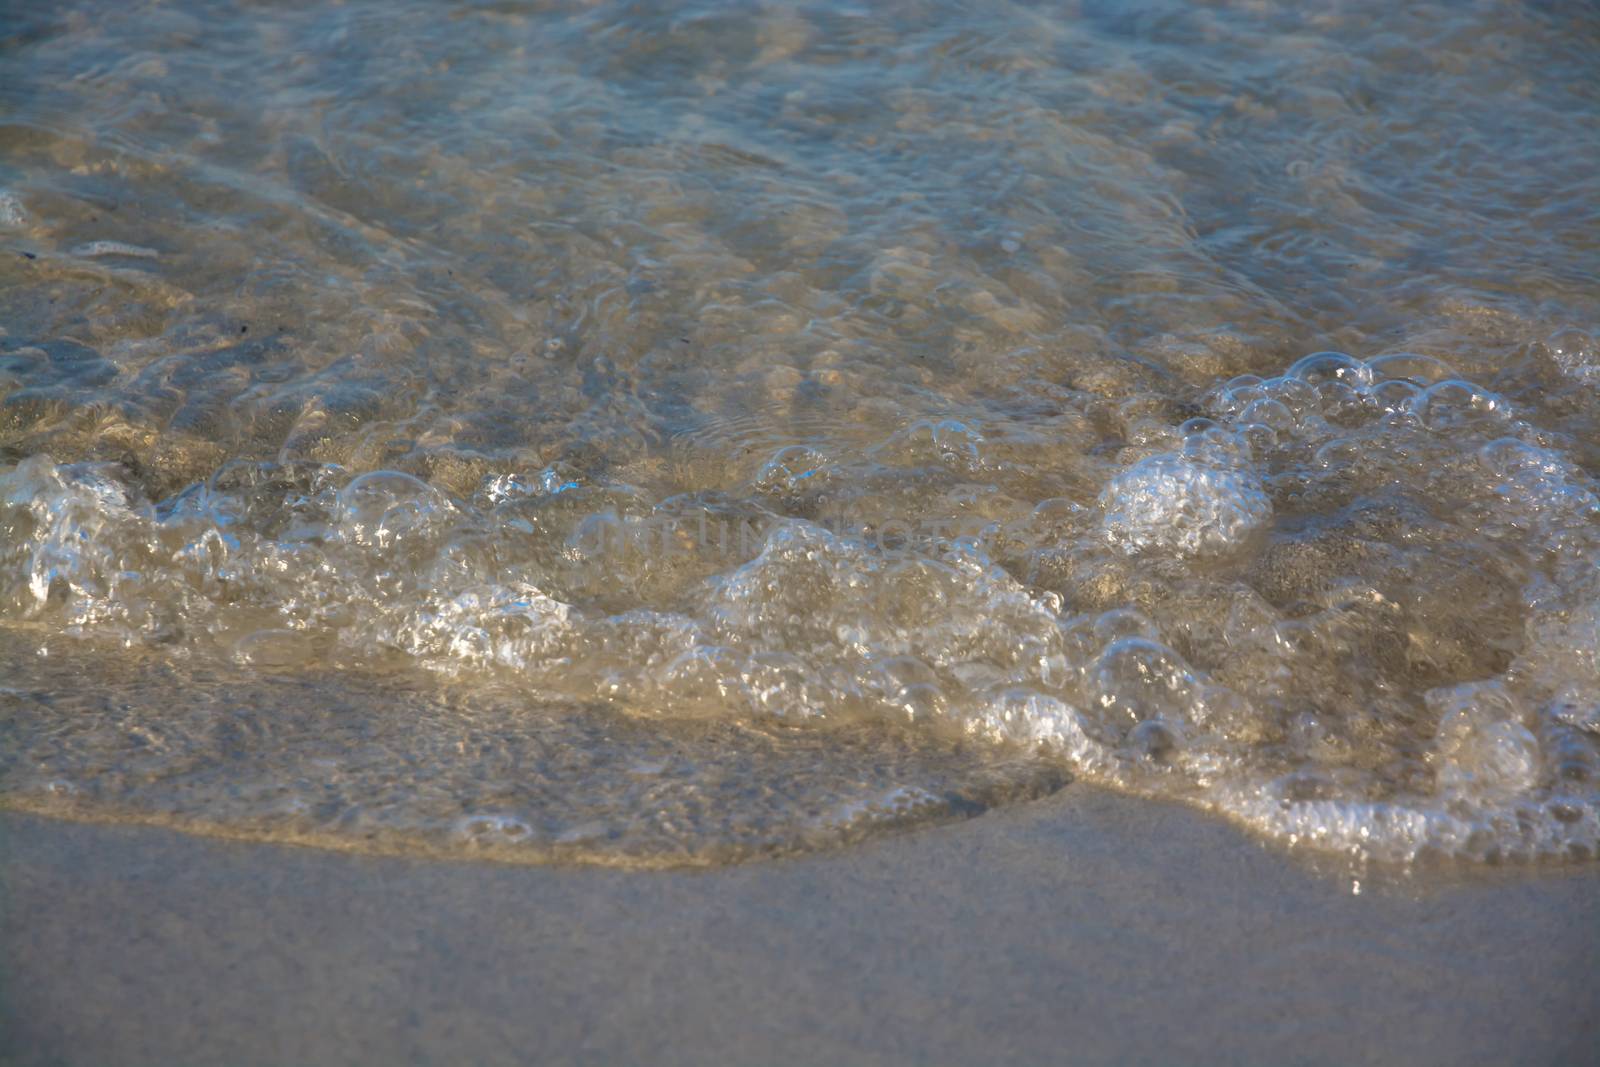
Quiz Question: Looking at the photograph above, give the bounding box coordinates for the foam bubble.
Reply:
[1433,712,1540,799]
[4,350,1599,867]
[1100,453,1271,556]
[0,191,25,227]
[1542,328,1597,380]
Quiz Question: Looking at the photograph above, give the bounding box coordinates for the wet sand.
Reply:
[3,791,1595,1066]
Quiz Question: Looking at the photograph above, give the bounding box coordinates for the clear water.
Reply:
[2,0,1597,866]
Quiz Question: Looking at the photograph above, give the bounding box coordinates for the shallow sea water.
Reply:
[1,0,1597,866]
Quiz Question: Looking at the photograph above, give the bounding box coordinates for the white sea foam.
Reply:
[1100,453,1271,557]
[4,352,1598,863]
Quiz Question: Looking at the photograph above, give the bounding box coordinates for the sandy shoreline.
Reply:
[3,789,1595,1066]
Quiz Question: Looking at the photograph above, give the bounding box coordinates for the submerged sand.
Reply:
[3,791,1595,1066]
[5,0,1600,872]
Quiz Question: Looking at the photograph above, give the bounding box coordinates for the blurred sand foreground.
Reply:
[2,788,1595,1066]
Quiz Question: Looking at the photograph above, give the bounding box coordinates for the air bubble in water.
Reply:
[1083,637,1198,739]
[1368,352,1455,384]
[1543,328,1596,379]
[334,470,453,548]
[1287,351,1374,390]
[1409,380,1510,434]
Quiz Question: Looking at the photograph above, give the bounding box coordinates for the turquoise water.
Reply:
[1,0,1597,865]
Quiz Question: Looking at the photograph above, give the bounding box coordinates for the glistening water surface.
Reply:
[1,0,1597,866]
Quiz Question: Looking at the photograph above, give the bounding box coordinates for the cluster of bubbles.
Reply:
[1088,350,1598,861]
[3,348,1598,864]
[1099,451,1271,557]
